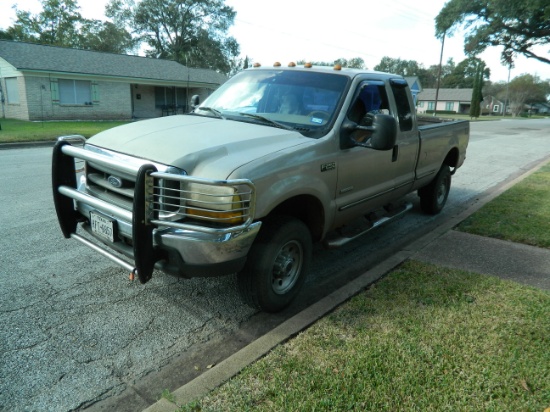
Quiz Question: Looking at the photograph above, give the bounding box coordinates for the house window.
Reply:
[493,104,500,113]
[445,102,454,111]
[155,87,175,108]
[427,101,435,110]
[59,79,92,105]
[418,101,424,108]
[5,77,19,104]
[155,86,188,108]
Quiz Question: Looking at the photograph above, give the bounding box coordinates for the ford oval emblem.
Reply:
[107,175,123,188]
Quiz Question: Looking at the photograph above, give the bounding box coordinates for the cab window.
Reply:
[390,79,413,132]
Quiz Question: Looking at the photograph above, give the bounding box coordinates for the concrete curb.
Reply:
[143,155,550,411]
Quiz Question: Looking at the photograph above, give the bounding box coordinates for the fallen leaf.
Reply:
[207,364,215,369]
[520,379,531,393]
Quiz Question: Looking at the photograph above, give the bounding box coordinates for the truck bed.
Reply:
[414,116,470,185]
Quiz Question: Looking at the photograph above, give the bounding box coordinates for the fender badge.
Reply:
[321,162,336,172]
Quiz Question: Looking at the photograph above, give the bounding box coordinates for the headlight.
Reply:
[185,184,247,225]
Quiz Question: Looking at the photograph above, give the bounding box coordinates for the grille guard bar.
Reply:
[52,139,256,283]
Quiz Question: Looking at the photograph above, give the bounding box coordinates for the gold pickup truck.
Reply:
[52,64,469,312]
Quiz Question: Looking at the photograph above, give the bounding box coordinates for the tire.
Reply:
[237,215,312,313]
[419,164,451,215]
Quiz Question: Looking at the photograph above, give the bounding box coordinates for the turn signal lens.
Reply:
[186,207,244,225]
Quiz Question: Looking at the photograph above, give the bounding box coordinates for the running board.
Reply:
[324,202,413,248]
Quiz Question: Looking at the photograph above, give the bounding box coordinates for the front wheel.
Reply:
[418,164,451,215]
[237,216,312,313]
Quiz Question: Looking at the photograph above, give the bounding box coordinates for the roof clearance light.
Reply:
[253,62,261,68]
[288,62,296,67]
[274,62,282,67]
[304,62,313,68]
[334,64,342,71]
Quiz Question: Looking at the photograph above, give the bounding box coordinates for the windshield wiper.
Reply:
[238,113,294,130]
[197,106,226,119]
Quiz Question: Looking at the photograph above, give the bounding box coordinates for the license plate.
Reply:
[90,211,116,242]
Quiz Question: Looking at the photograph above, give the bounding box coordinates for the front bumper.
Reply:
[77,203,261,278]
[52,139,259,282]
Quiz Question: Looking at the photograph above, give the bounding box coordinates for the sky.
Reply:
[2,0,550,84]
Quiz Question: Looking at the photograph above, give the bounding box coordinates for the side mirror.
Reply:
[341,114,397,150]
[190,95,200,110]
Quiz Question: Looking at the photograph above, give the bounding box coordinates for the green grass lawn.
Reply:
[0,119,128,143]
[178,261,549,411]
[458,163,550,249]
[173,162,550,411]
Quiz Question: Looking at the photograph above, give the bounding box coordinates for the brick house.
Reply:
[416,88,473,114]
[0,40,227,121]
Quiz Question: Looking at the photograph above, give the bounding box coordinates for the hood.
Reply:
[88,115,309,178]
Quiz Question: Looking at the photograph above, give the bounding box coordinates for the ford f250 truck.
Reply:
[52,63,469,312]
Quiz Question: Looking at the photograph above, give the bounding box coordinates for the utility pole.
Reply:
[504,65,511,117]
[433,32,445,117]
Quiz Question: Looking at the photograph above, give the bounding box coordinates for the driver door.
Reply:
[334,79,416,227]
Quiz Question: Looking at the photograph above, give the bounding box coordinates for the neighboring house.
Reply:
[481,95,506,115]
[532,102,550,115]
[404,76,422,105]
[0,40,227,121]
[416,88,473,114]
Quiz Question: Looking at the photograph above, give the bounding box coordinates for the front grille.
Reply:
[84,159,254,228]
[86,162,184,220]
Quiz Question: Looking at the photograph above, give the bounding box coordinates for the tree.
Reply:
[78,20,137,53]
[6,0,135,53]
[435,0,550,66]
[9,0,83,46]
[374,57,423,76]
[296,60,331,67]
[0,29,14,40]
[508,74,550,116]
[335,57,366,69]
[295,58,366,69]
[107,0,239,73]
[421,58,456,88]
[227,55,250,76]
[443,57,491,88]
[469,61,485,118]
[482,80,507,101]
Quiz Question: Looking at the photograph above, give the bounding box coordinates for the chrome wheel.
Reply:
[237,216,312,312]
[272,240,303,295]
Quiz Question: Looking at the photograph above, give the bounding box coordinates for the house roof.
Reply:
[0,40,227,86]
[417,88,473,102]
[404,76,422,92]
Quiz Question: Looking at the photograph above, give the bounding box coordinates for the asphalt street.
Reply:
[1,118,550,411]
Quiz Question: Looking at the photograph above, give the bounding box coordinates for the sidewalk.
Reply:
[414,230,550,291]
[144,160,550,412]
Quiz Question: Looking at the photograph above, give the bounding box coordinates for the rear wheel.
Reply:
[419,164,451,215]
[237,216,312,313]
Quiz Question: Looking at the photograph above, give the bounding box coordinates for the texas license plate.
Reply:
[90,211,116,242]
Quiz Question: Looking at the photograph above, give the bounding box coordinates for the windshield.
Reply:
[196,69,350,138]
